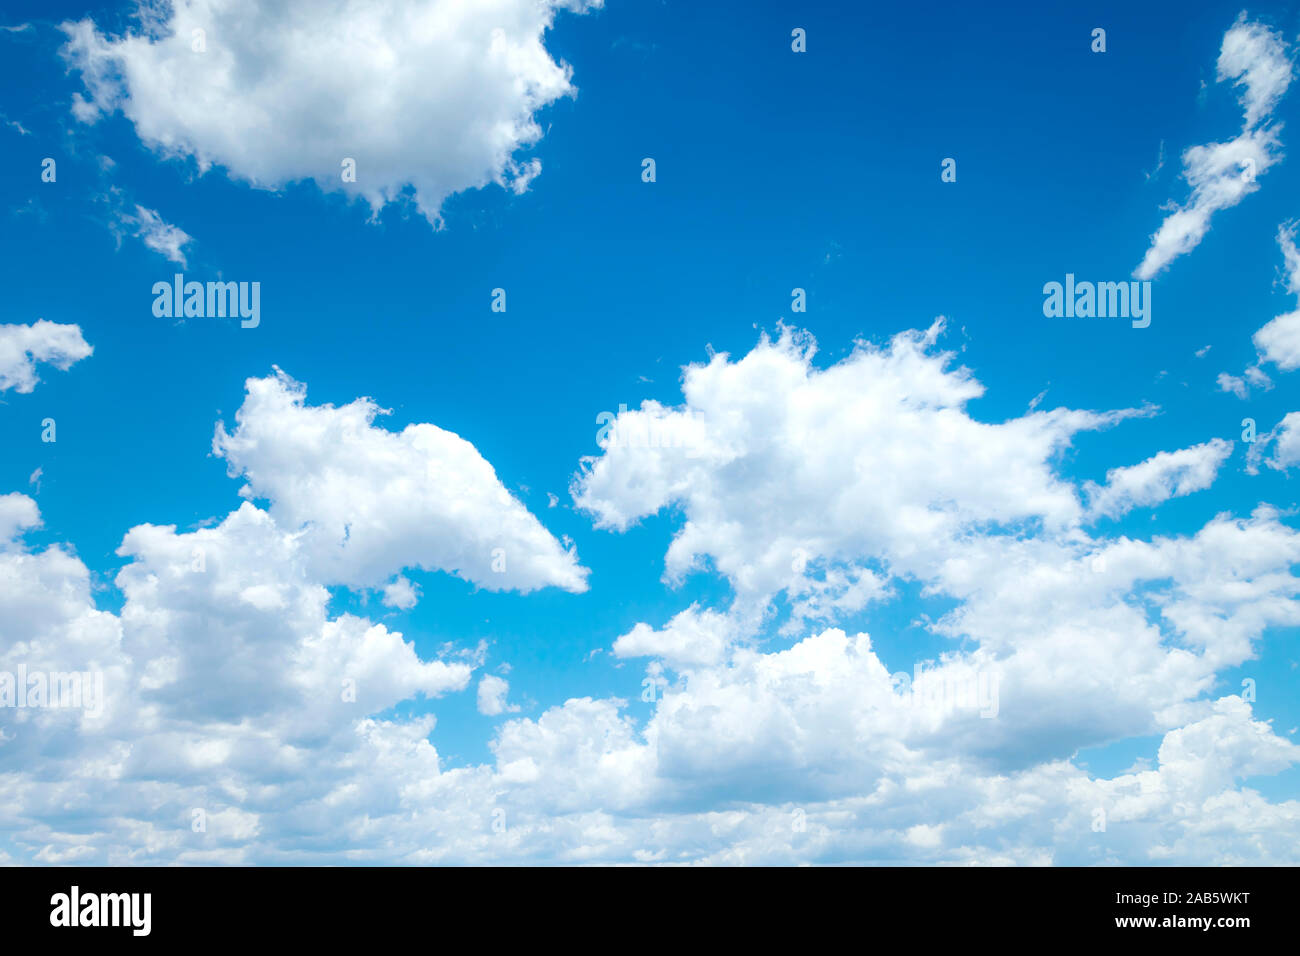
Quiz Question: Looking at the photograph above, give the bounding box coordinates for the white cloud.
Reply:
[97,185,197,266]
[214,370,588,598]
[1135,130,1282,280]
[124,204,193,266]
[0,320,93,393]
[1218,14,1294,129]
[382,576,420,610]
[1134,16,1293,279]
[1084,439,1232,519]
[1268,412,1300,469]
[0,491,40,542]
[2,115,30,136]
[1251,222,1300,371]
[1247,410,1300,472]
[62,0,603,225]
[613,605,738,670]
[1217,371,1249,398]
[1278,218,1300,294]
[1219,222,1300,392]
[1218,364,1271,397]
[574,320,1145,627]
[0,491,480,862]
[573,326,1300,788]
[477,674,519,716]
[114,502,473,726]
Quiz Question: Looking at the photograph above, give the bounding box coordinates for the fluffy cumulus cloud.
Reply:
[61,0,603,224]
[477,674,519,716]
[213,369,588,596]
[574,320,1144,628]
[0,492,475,863]
[3,326,1300,864]
[0,369,583,863]
[1134,15,1293,280]
[613,605,740,670]
[0,320,92,393]
[575,327,1294,757]
[381,576,420,610]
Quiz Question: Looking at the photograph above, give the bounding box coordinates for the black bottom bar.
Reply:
[0,866,1288,943]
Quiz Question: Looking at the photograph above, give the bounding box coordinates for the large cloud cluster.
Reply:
[3,322,1298,865]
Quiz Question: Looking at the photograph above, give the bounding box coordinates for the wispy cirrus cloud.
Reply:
[96,183,196,267]
[124,203,193,266]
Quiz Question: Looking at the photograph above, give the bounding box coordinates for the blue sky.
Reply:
[1,0,1299,864]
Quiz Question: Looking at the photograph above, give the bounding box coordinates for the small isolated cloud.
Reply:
[1144,139,1166,181]
[382,575,420,610]
[0,320,93,393]
[62,0,604,225]
[1,114,30,136]
[99,186,195,266]
[1084,439,1233,520]
[1217,371,1249,398]
[125,204,193,266]
[1134,15,1293,279]
[613,605,738,670]
[1218,363,1272,398]
[477,674,519,716]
